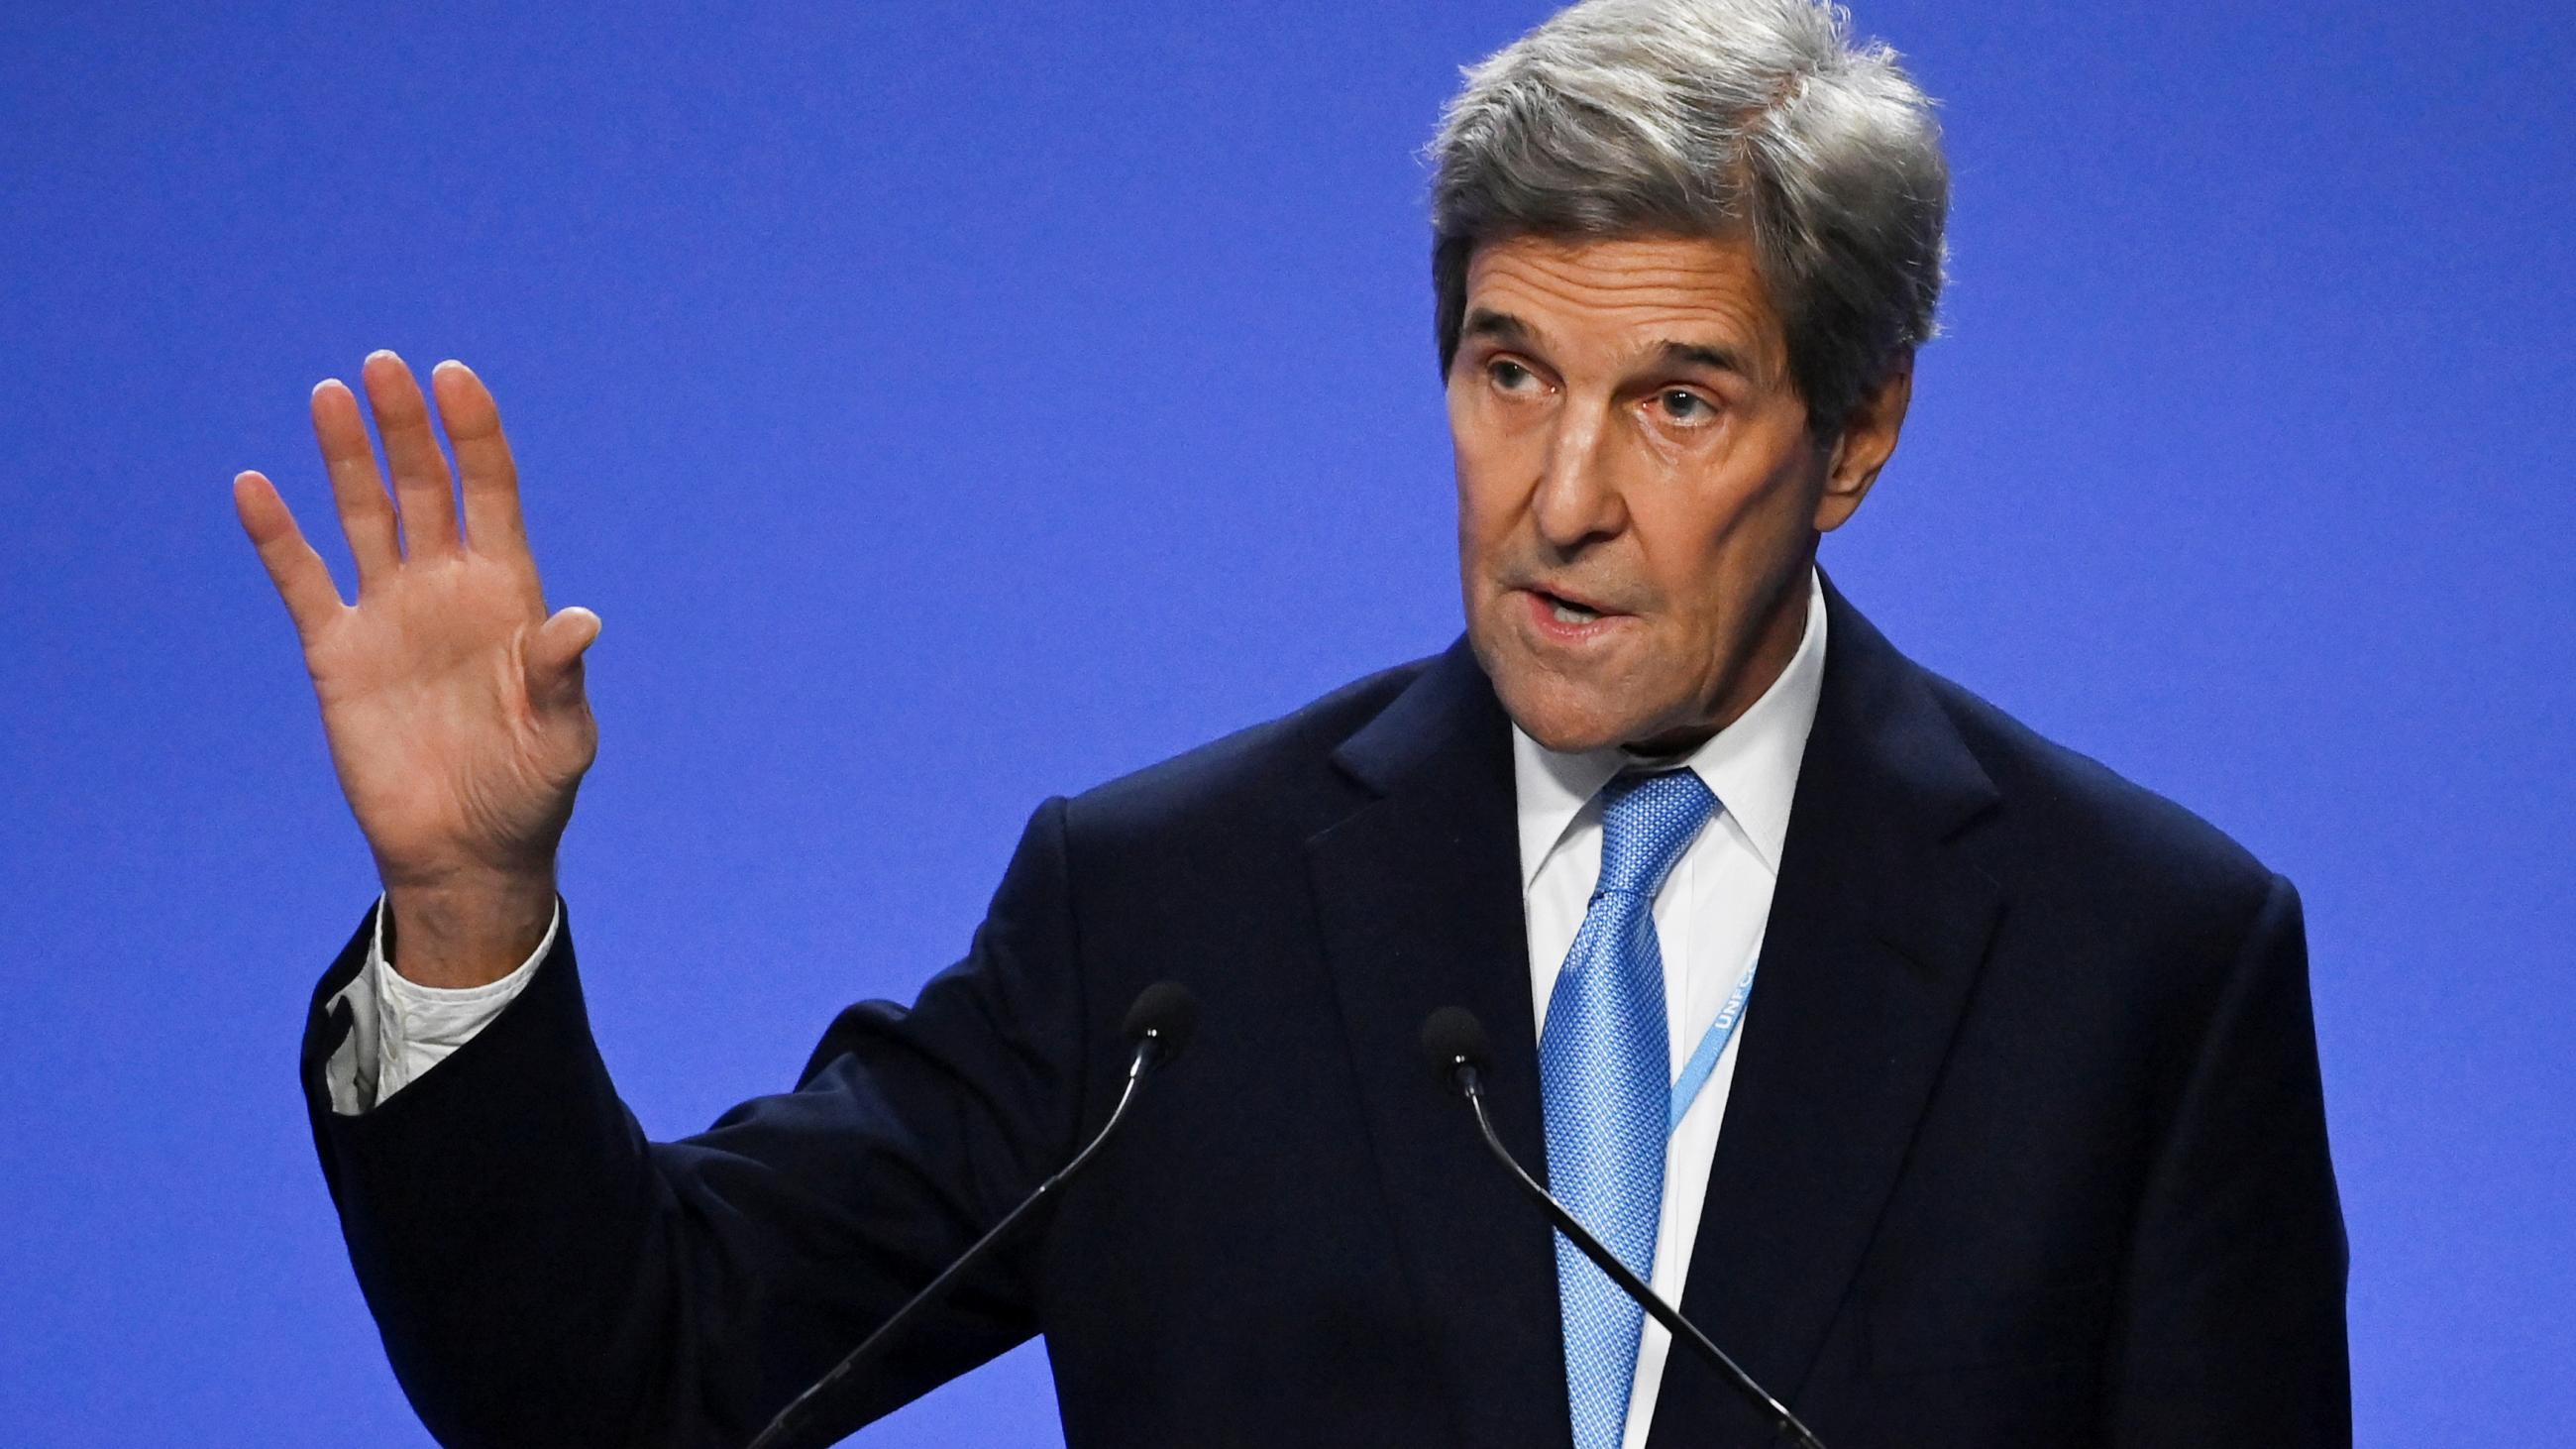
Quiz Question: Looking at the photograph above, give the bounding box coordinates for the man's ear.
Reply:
[1814,357,1913,533]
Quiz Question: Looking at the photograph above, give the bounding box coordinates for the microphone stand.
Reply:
[747,984,1194,1449]
[1452,1059,1827,1449]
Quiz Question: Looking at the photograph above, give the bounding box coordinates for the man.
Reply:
[237,1,2349,1445]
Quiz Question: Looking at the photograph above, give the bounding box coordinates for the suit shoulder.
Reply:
[1058,652,1435,841]
[1920,669,2282,930]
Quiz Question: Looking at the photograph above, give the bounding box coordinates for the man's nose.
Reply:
[1530,402,1626,552]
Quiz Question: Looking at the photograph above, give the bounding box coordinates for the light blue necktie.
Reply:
[1540,768,1717,1449]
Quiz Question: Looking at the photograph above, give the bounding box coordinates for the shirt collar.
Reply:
[1511,565,1829,890]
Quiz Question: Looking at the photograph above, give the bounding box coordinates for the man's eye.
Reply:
[1657,389,1713,422]
[1489,360,1535,391]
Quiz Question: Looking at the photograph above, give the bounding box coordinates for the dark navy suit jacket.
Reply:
[300,578,2349,1447]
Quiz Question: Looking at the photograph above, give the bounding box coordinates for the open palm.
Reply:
[236,352,598,958]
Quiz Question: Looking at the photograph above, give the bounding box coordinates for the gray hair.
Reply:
[1428,0,1948,440]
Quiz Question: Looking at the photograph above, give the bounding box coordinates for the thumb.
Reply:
[527,606,601,704]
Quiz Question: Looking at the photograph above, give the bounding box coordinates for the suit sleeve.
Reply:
[2103,871,2351,1447]
[297,798,1091,1448]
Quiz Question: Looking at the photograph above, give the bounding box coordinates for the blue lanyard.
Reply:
[1668,942,1762,1137]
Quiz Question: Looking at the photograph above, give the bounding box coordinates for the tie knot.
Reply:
[1594,769,1717,898]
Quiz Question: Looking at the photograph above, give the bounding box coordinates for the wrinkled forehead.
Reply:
[1459,233,1790,386]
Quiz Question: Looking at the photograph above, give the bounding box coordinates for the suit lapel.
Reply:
[1646,577,2004,1446]
[1306,640,1574,1449]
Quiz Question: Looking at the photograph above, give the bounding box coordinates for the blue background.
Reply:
[2,1,2567,1443]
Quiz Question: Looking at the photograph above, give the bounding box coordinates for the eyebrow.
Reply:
[1460,307,1536,347]
[1459,307,1751,378]
[1650,339,1751,377]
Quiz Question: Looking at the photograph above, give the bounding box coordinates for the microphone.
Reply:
[1419,1006,1827,1449]
[747,982,1200,1449]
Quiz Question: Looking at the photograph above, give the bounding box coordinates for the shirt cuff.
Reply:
[321,892,562,1115]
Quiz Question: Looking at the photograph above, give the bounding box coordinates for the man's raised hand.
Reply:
[236,352,598,986]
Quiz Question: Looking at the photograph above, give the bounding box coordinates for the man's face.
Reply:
[1448,233,1900,755]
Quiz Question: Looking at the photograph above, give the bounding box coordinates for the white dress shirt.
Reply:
[325,570,1828,1449]
[1514,567,1826,1449]
[322,894,559,1115]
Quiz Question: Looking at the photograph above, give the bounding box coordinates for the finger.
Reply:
[308,378,400,588]
[360,349,461,558]
[430,360,535,582]
[526,606,601,707]
[233,470,346,643]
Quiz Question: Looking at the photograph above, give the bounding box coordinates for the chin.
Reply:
[1487,665,1648,755]
[1467,606,1678,753]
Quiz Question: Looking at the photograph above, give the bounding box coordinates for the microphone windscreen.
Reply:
[1124,981,1200,1063]
[1420,1005,1493,1087]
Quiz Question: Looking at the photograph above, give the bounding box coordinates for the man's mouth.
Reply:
[1544,593,1603,624]
[1523,585,1625,636]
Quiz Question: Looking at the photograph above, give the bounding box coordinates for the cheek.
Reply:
[1449,440,1522,559]
[1445,375,1492,463]
[1627,489,1730,594]
[1681,428,1817,540]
